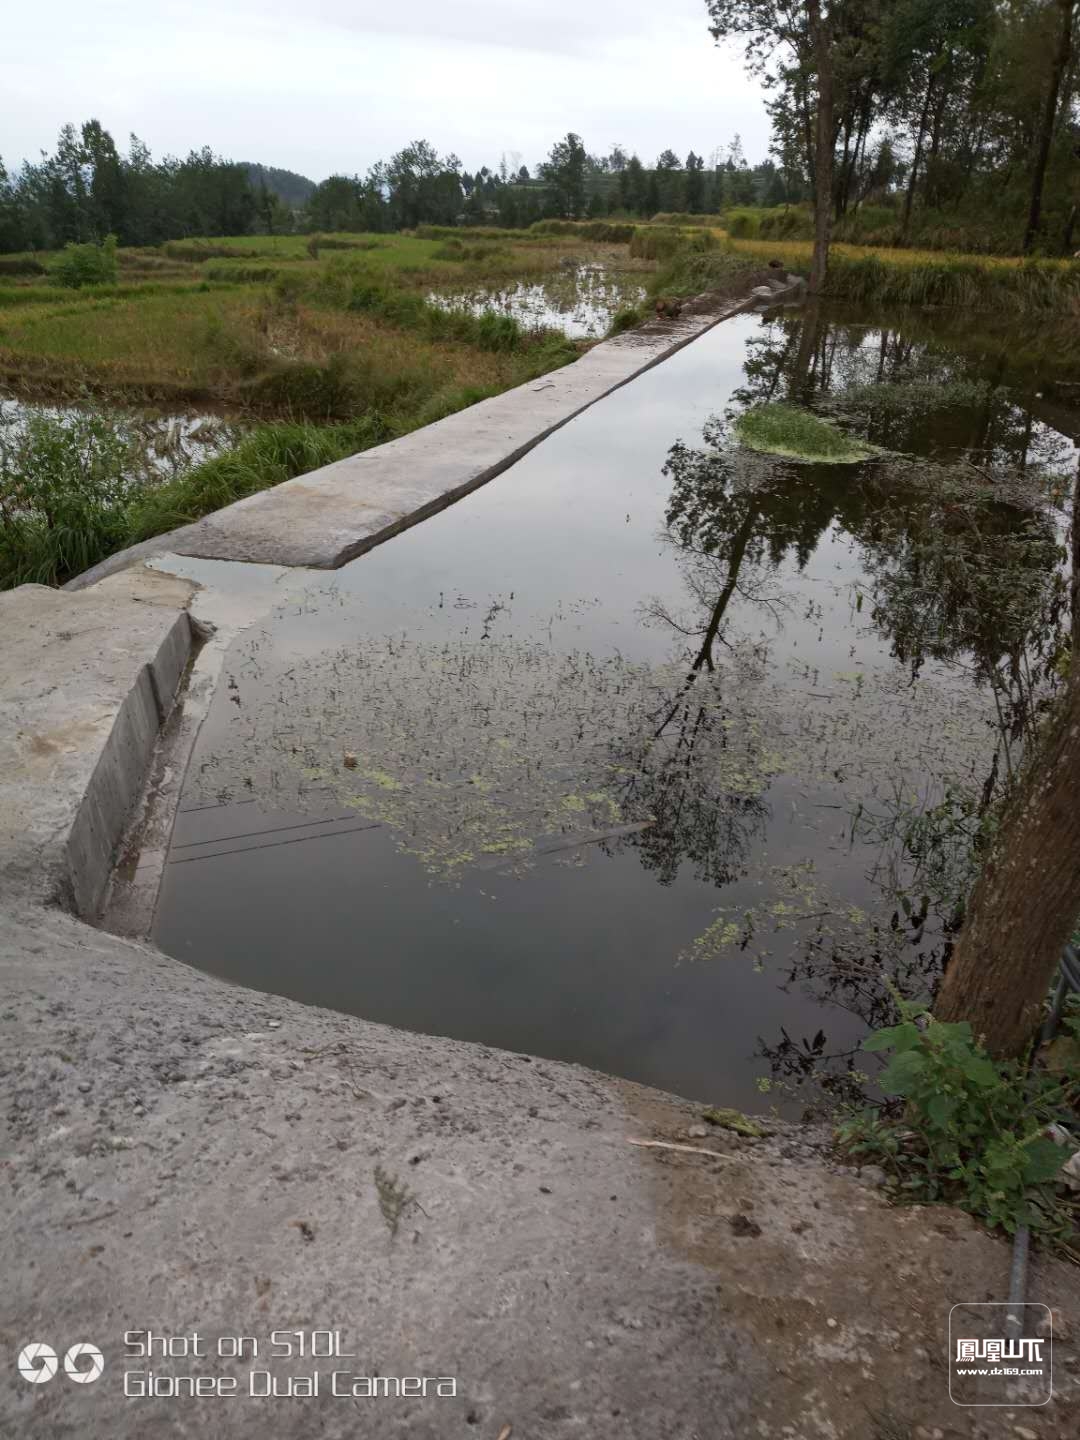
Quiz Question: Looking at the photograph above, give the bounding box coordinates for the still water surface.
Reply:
[155,305,1076,1109]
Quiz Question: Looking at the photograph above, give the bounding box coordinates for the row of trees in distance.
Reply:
[0,124,792,254]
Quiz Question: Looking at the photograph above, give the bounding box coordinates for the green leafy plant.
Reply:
[0,409,140,585]
[51,234,119,288]
[840,997,1080,1241]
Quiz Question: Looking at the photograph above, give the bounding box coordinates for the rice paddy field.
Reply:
[3,219,1079,591]
[0,229,652,411]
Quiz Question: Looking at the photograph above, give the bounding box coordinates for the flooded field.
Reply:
[427,263,647,338]
[0,394,241,476]
[154,304,1078,1110]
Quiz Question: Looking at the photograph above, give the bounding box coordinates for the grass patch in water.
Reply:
[735,403,878,463]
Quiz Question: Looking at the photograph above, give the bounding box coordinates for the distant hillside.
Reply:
[243,164,316,208]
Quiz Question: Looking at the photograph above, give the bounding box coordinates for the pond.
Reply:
[153,303,1078,1112]
[427,263,647,339]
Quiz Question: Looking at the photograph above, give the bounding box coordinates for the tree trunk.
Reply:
[808,0,834,296]
[901,71,936,242]
[1024,0,1076,253]
[1063,202,1078,255]
[935,670,1080,1055]
[935,460,1080,1056]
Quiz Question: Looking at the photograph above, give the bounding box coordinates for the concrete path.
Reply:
[70,301,746,586]
[4,902,1077,1439]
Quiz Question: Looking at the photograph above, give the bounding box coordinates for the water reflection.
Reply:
[154,306,1078,1110]
[427,264,646,339]
[0,393,242,477]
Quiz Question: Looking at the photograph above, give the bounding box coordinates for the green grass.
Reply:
[728,236,1080,314]
[2,387,517,588]
[607,304,644,335]
[124,416,390,541]
[0,224,684,589]
[648,248,763,300]
[734,403,879,463]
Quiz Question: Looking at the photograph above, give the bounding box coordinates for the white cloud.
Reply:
[1,0,770,177]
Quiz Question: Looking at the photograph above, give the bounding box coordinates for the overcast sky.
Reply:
[2,0,771,179]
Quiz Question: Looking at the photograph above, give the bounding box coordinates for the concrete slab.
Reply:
[69,302,747,586]
[4,902,1077,1439]
[0,569,196,916]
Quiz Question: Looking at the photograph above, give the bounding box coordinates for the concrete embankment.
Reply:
[70,296,752,586]
[2,299,1077,1438]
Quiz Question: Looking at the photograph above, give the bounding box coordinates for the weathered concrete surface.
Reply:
[69,302,746,587]
[3,902,1078,1439]
[0,569,196,916]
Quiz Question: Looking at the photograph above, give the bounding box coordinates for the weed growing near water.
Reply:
[124,415,391,541]
[840,995,1080,1244]
[0,409,140,585]
[607,305,644,335]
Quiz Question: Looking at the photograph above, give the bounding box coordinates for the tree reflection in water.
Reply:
[632,309,1073,1104]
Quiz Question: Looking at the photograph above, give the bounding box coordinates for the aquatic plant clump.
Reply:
[734,403,878,463]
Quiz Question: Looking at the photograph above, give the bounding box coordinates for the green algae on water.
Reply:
[734,403,877,464]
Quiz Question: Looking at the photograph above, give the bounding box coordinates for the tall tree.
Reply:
[541,133,587,218]
[1023,0,1077,251]
[705,1,842,292]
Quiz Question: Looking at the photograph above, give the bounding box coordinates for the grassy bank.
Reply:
[3,394,521,588]
[727,237,1080,314]
[0,226,657,588]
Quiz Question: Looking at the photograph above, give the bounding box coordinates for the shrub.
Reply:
[840,997,1079,1241]
[203,262,282,284]
[51,235,119,289]
[529,219,636,243]
[607,305,643,335]
[163,240,261,262]
[0,409,140,586]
